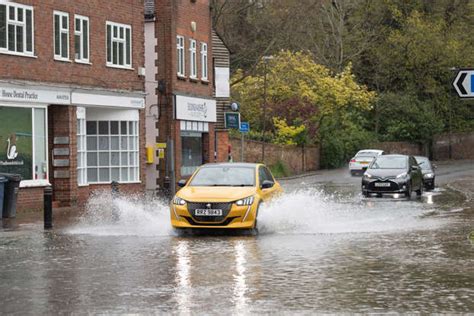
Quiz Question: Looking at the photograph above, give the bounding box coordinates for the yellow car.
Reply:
[170,163,282,230]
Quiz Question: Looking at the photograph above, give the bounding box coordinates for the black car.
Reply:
[414,156,436,191]
[362,154,423,198]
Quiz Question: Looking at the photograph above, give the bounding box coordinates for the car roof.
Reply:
[201,162,262,168]
[414,156,429,160]
[377,154,408,158]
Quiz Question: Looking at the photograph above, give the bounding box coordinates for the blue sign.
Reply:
[239,122,250,133]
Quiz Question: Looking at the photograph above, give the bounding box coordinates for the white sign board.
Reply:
[72,92,145,108]
[176,95,217,122]
[453,69,474,98]
[0,85,71,104]
[215,67,230,98]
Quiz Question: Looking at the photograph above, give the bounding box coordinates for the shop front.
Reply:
[0,81,145,211]
[175,94,216,178]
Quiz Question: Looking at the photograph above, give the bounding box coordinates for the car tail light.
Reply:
[350,159,356,163]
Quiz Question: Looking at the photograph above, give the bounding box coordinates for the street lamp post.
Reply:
[261,55,273,162]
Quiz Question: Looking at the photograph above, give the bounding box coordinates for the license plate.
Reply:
[195,209,223,216]
[374,182,391,187]
[360,161,369,164]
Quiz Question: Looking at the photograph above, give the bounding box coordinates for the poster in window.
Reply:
[0,107,33,180]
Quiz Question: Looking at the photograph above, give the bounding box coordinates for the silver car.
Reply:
[349,149,384,176]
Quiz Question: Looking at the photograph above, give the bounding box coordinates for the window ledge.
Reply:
[75,60,92,65]
[0,51,37,59]
[106,64,134,71]
[20,179,51,188]
[189,77,199,83]
[54,57,72,63]
[177,75,187,80]
[201,79,209,84]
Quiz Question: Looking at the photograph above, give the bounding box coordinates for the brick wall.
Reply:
[230,138,320,175]
[216,131,230,162]
[17,187,44,212]
[0,0,144,92]
[433,132,474,160]
[372,142,425,156]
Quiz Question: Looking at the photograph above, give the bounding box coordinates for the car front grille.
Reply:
[187,202,233,223]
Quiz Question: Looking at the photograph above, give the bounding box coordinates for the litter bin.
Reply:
[0,176,7,216]
[0,173,22,218]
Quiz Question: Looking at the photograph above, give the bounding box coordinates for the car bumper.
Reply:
[170,203,258,229]
[362,179,409,193]
[423,178,435,187]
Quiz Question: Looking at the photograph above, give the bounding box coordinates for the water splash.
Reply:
[258,188,444,235]
[67,188,444,237]
[67,190,172,236]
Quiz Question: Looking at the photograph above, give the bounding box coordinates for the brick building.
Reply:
[145,0,231,195]
[0,0,146,211]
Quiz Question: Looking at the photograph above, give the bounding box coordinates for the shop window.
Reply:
[106,21,132,68]
[74,15,89,63]
[54,11,69,60]
[176,35,185,76]
[201,42,208,80]
[0,106,47,181]
[181,132,202,176]
[0,2,34,56]
[85,120,139,183]
[189,39,197,78]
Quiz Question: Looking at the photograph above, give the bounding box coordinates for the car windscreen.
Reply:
[370,157,407,169]
[356,151,379,158]
[189,166,255,187]
[415,157,431,170]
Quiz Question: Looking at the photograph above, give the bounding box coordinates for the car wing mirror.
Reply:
[177,179,187,188]
[261,180,274,189]
[411,165,419,171]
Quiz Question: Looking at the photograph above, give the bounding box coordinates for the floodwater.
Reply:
[1,179,473,314]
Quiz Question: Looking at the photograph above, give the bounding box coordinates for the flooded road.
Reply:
[1,164,473,314]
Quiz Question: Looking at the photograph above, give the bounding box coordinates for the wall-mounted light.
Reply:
[191,21,197,33]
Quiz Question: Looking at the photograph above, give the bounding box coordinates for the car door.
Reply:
[258,166,281,201]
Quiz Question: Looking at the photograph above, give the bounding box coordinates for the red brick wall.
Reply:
[155,0,214,188]
[433,132,474,160]
[0,0,144,92]
[17,187,44,212]
[216,131,230,162]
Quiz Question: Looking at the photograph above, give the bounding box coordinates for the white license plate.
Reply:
[195,209,223,216]
[374,182,391,187]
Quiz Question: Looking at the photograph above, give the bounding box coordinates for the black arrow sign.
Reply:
[456,72,468,95]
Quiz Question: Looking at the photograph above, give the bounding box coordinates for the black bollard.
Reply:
[111,181,119,221]
[44,186,53,229]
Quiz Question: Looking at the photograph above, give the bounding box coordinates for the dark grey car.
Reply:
[414,156,436,190]
[361,154,423,198]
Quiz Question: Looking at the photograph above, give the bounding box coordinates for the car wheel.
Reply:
[416,183,423,196]
[350,170,356,176]
[362,190,369,197]
[251,203,261,235]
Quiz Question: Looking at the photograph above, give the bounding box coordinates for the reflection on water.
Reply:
[0,186,472,313]
[233,240,248,314]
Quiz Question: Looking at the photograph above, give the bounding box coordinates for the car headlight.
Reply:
[424,173,434,178]
[363,173,373,179]
[396,172,408,179]
[236,196,255,206]
[173,196,186,205]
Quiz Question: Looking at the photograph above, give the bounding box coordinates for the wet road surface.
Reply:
[1,162,473,314]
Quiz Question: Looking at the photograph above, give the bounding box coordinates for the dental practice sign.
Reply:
[175,95,217,122]
[453,69,474,99]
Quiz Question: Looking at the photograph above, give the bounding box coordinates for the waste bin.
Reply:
[0,176,7,216]
[0,173,22,218]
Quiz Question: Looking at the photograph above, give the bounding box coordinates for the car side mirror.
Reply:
[177,179,187,188]
[261,180,274,189]
[411,165,419,171]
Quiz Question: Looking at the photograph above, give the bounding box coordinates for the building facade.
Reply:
[0,0,146,211]
[145,0,231,195]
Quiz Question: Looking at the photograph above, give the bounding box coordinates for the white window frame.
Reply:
[77,112,87,186]
[189,39,197,79]
[176,35,185,77]
[0,2,34,57]
[85,120,140,184]
[201,42,208,81]
[74,15,89,64]
[54,10,69,60]
[106,21,132,69]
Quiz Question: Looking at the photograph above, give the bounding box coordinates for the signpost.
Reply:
[225,112,240,129]
[453,69,474,98]
[239,122,250,162]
